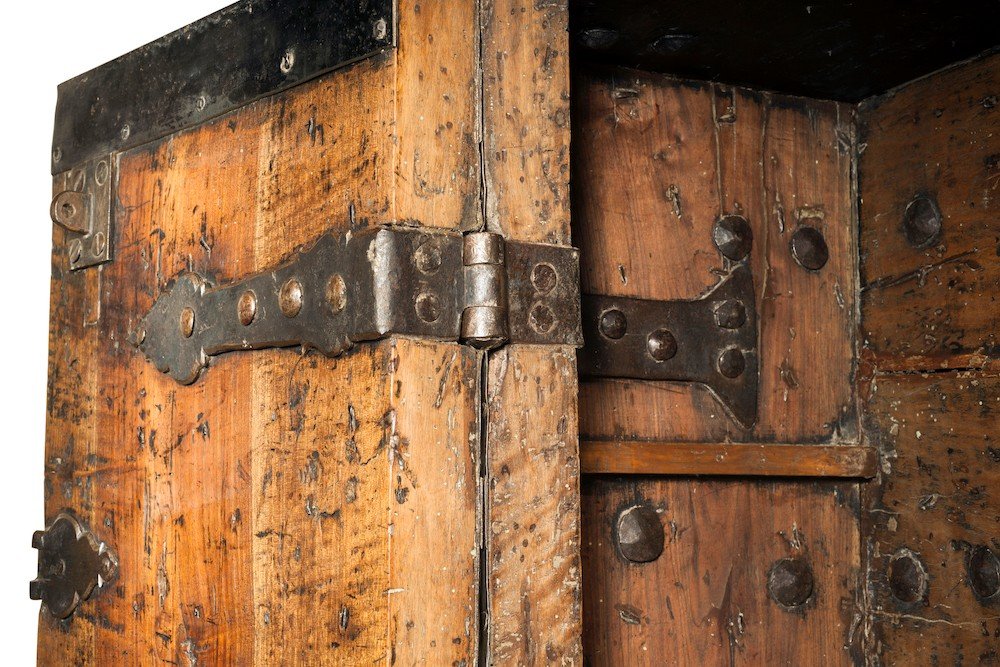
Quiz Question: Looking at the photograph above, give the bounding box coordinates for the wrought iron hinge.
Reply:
[30,512,119,619]
[135,227,582,383]
[50,154,116,270]
[579,265,759,429]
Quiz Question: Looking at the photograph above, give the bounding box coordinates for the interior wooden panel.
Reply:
[481,0,584,661]
[574,67,858,444]
[40,2,484,661]
[861,372,1000,664]
[581,477,862,665]
[859,51,1000,372]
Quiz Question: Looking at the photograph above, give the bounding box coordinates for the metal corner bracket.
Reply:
[134,226,583,384]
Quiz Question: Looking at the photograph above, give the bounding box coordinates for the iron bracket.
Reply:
[30,512,119,619]
[135,226,582,384]
[578,265,759,429]
[50,153,115,270]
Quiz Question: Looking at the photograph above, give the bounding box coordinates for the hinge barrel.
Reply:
[461,232,509,349]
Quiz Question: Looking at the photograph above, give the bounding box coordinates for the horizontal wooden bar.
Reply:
[580,440,878,479]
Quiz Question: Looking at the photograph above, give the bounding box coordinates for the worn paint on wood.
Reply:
[574,67,859,444]
[582,477,861,665]
[859,51,1000,372]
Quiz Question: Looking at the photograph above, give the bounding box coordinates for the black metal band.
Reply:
[52,0,395,173]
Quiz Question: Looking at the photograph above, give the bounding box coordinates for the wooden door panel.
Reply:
[582,478,861,665]
[573,67,858,444]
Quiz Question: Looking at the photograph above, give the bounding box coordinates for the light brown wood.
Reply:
[581,441,877,478]
[40,3,486,663]
[859,52,1000,372]
[480,1,583,663]
[582,477,862,665]
[574,67,858,444]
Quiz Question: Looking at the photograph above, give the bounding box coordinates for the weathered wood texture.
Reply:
[861,373,1000,665]
[859,52,1000,372]
[581,477,862,665]
[40,3,485,663]
[858,52,1000,666]
[574,67,858,444]
[581,441,877,478]
[481,1,583,664]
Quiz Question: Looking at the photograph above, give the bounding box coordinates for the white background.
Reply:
[0,2,225,659]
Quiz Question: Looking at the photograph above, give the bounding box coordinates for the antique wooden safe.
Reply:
[35,1,999,664]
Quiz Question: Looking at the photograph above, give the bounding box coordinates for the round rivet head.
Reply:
[414,241,442,275]
[529,303,556,334]
[179,307,195,338]
[790,227,829,271]
[967,545,1000,601]
[615,504,664,563]
[713,215,753,261]
[237,291,257,326]
[415,292,442,323]
[531,263,558,295]
[887,548,929,605]
[717,347,745,378]
[279,279,303,318]
[326,274,347,314]
[647,329,677,362]
[767,558,815,609]
[598,309,627,340]
[578,27,620,50]
[902,194,943,248]
[714,300,746,329]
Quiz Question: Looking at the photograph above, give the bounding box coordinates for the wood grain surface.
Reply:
[574,67,859,445]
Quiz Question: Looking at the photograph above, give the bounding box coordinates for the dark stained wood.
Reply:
[581,441,877,478]
[574,67,858,445]
[581,477,862,665]
[859,51,1000,372]
[861,372,1000,665]
[481,1,583,662]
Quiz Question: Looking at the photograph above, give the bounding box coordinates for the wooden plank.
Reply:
[480,1,582,663]
[574,67,858,444]
[861,371,1000,664]
[859,51,1000,372]
[581,441,877,478]
[581,477,861,665]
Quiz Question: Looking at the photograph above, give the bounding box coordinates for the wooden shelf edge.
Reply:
[580,440,878,479]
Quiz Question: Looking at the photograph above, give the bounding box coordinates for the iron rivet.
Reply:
[95,160,109,186]
[93,232,107,256]
[59,201,76,221]
[887,548,929,605]
[179,307,195,338]
[327,274,347,314]
[134,327,146,346]
[967,545,1000,601]
[790,227,829,271]
[196,96,207,111]
[415,292,442,323]
[280,49,295,74]
[598,309,627,340]
[578,27,620,50]
[120,124,131,141]
[902,194,943,248]
[52,147,62,163]
[531,263,558,294]
[414,241,442,274]
[767,558,815,609]
[373,17,388,41]
[237,291,257,326]
[718,347,745,378]
[615,504,664,563]
[68,239,83,264]
[647,329,677,362]
[279,279,303,318]
[529,303,556,334]
[714,300,746,329]
[712,215,753,261]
